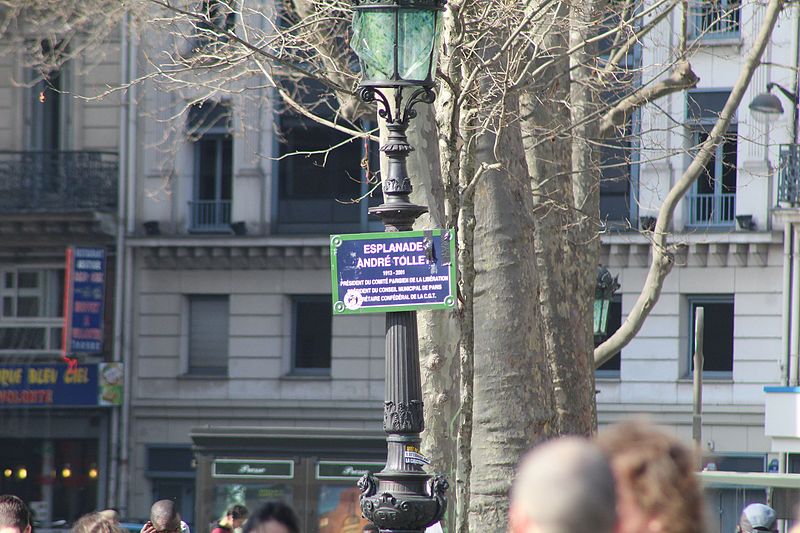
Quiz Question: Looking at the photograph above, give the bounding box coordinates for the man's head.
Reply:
[225,505,249,530]
[150,500,181,533]
[738,504,777,533]
[241,502,299,533]
[0,495,30,533]
[509,437,617,533]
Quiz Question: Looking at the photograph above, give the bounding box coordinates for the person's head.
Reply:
[597,421,704,533]
[150,500,182,533]
[241,502,299,533]
[98,510,119,525]
[361,524,379,533]
[0,495,31,533]
[72,513,124,533]
[737,504,777,533]
[509,437,617,533]
[224,505,248,530]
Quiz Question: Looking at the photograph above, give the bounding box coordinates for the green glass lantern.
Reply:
[351,0,446,88]
[594,266,620,340]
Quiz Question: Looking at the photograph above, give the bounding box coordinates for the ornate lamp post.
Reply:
[350,1,448,531]
[594,265,620,343]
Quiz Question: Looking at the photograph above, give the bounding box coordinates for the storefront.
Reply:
[0,362,123,527]
[191,427,386,533]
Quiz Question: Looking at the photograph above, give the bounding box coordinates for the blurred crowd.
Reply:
[0,421,794,533]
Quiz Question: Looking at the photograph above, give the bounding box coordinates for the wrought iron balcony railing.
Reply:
[688,192,736,226]
[689,0,741,40]
[188,199,232,232]
[0,151,118,212]
[779,144,800,206]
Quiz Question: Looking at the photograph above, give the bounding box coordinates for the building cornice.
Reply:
[600,230,780,268]
[133,236,331,269]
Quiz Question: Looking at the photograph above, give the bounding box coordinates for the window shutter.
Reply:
[189,295,229,375]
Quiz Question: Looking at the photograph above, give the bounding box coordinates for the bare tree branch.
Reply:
[598,60,699,138]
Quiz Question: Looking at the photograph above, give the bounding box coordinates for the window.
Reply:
[691,131,737,226]
[188,295,229,376]
[597,11,641,228]
[29,41,65,152]
[0,268,64,352]
[189,0,236,54]
[688,296,734,377]
[689,0,741,40]
[275,83,381,234]
[687,91,736,227]
[600,127,639,227]
[188,102,233,232]
[291,296,332,374]
[596,296,622,377]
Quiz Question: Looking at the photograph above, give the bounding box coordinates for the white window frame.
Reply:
[0,265,64,353]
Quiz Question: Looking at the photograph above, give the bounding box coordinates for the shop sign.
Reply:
[212,459,294,479]
[65,247,107,354]
[330,229,457,315]
[315,461,384,480]
[0,362,123,408]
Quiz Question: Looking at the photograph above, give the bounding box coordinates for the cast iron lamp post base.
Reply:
[357,86,448,533]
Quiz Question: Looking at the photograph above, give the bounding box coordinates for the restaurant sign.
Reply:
[315,461,384,480]
[65,247,107,354]
[0,363,123,408]
[212,459,294,479]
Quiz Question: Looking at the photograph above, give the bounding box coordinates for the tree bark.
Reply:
[469,107,555,531]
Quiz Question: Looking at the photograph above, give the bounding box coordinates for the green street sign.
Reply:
[212,459,294,479]
[330,229,457,315]
[316,461,384,480]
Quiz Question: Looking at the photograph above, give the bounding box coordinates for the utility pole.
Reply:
[693,307,704,469]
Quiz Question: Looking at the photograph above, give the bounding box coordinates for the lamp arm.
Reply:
[768,82,799,105]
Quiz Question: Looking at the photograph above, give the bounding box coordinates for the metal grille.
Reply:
[188,199,232,232]
[0,151,118,212]
[779,144,800,205]
[689,0,741,39]
[688,192,736,226]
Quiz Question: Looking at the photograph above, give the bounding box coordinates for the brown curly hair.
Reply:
[597,421,705,533]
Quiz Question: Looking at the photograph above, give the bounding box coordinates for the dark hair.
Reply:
[72,513,125,533]
[226,506,248,521]
[242,502,299,533]
[150,500,181,532]
[0,495,30,531]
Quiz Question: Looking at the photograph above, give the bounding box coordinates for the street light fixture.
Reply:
[749,82,798,119]
[594,266,620,342]
[351,0,444,88]
[350,1,449,532]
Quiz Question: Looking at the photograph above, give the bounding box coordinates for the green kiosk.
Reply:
[191,427,386,533]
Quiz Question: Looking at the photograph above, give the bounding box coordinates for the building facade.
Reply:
[0,34,123,526]
[597,2,800,530]
[123,14,387,531]
[5,2,800,532]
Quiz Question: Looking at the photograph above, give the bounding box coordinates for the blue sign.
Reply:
[330,230,457,314]
[0,363,123,408]
[68,247,106,354]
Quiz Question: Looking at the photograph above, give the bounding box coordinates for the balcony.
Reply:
[188,199,232,233]
[779,144,800,206]
[688,192,736,226]
[0,151,118,213]
[689,0,741,41]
